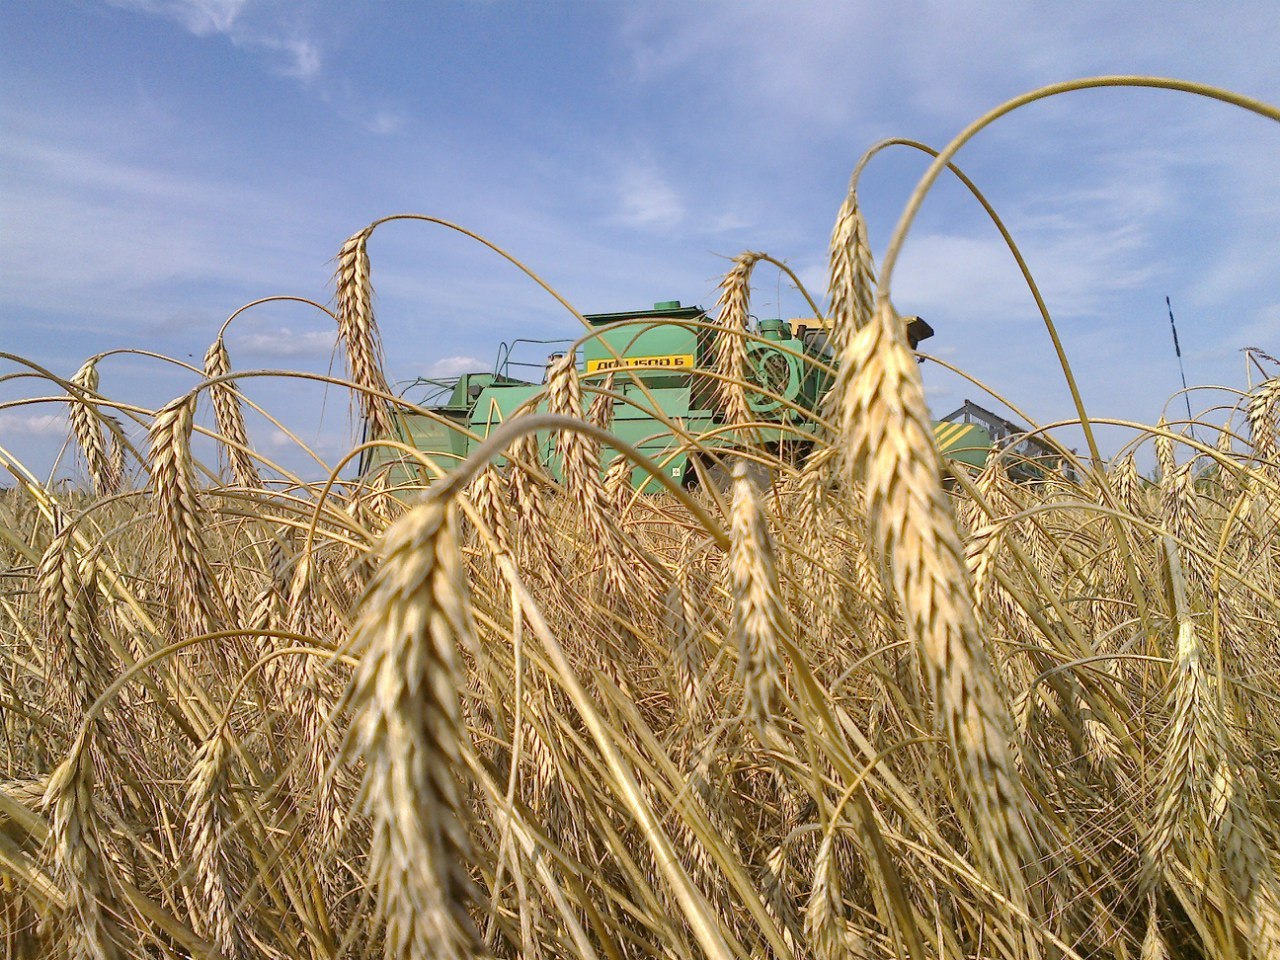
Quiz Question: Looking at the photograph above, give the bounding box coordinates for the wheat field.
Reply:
[3,77,1280,960]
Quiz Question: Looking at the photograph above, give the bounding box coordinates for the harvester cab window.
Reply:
[804,329,835,360]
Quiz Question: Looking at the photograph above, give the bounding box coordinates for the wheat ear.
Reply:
[184,728,245,959]
[805,831,850,960]
[148,396,223,634]
[1113,453,1143,517]
[1213,763,1280,958]
[820,190,877,431]
[38,529,112,721]
[1155,417,1176,480]
[467,463,514,561]
[1140,894,1167,960]
[343,491,482,960]
[203,337,261,489]
[104,415,129,491]
[43,729,120,960]
[507,431,557,578]
[585,373,615,430]
[826,191,876,352]
[1247,377,1280,465]
[837,298,1039,888]
[713,252,767,431]
[602,456,633,516]
[1144,539,1219,880]
[728,461,786,736]
[335,227,398,445]
[546,353,633,598]
[68,361,120,497]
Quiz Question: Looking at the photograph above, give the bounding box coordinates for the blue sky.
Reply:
[2,1,1278,481]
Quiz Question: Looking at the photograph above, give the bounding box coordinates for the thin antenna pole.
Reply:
[1166,295,1196,440]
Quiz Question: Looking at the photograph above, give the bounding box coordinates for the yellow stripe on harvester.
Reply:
[585,353,695,374]
[932,421,971,453]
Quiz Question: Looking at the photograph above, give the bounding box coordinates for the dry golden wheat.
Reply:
[343,493,482,960]
[203,337,261,489]
[713,252,767,431]
[68,361,120,498]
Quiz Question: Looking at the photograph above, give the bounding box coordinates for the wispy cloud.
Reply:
[611,164,685,230]
[365,108,406,136]
[425,356,486,378]
[122,0,247,34]
[106,0,322,80]
[0,130,319,328]
[0,411,67,437]
[234,327,337,360]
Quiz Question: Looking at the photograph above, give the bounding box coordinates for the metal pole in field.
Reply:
[1165,295,1196,441]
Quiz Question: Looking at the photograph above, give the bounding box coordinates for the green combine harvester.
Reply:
[364,301,1064,490]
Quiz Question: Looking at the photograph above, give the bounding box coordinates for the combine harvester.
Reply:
[364,301,1065,489]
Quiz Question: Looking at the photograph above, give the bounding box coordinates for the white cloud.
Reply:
[0,132,318,327]
[892,167,1166,327]
[366,109,406,136]
[0,411,68,437]
[234,328,337,360]
[425,356,486,378]
[112,0,247,35]
[106,0,322,81]
[612,165,685,230]
[258,34,321,81]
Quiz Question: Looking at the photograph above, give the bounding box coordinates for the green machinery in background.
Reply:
[363,301,1054,491]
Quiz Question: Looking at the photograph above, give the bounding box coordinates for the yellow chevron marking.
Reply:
[932,422,969,452]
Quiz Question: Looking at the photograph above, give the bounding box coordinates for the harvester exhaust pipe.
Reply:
[905,316,934,350]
